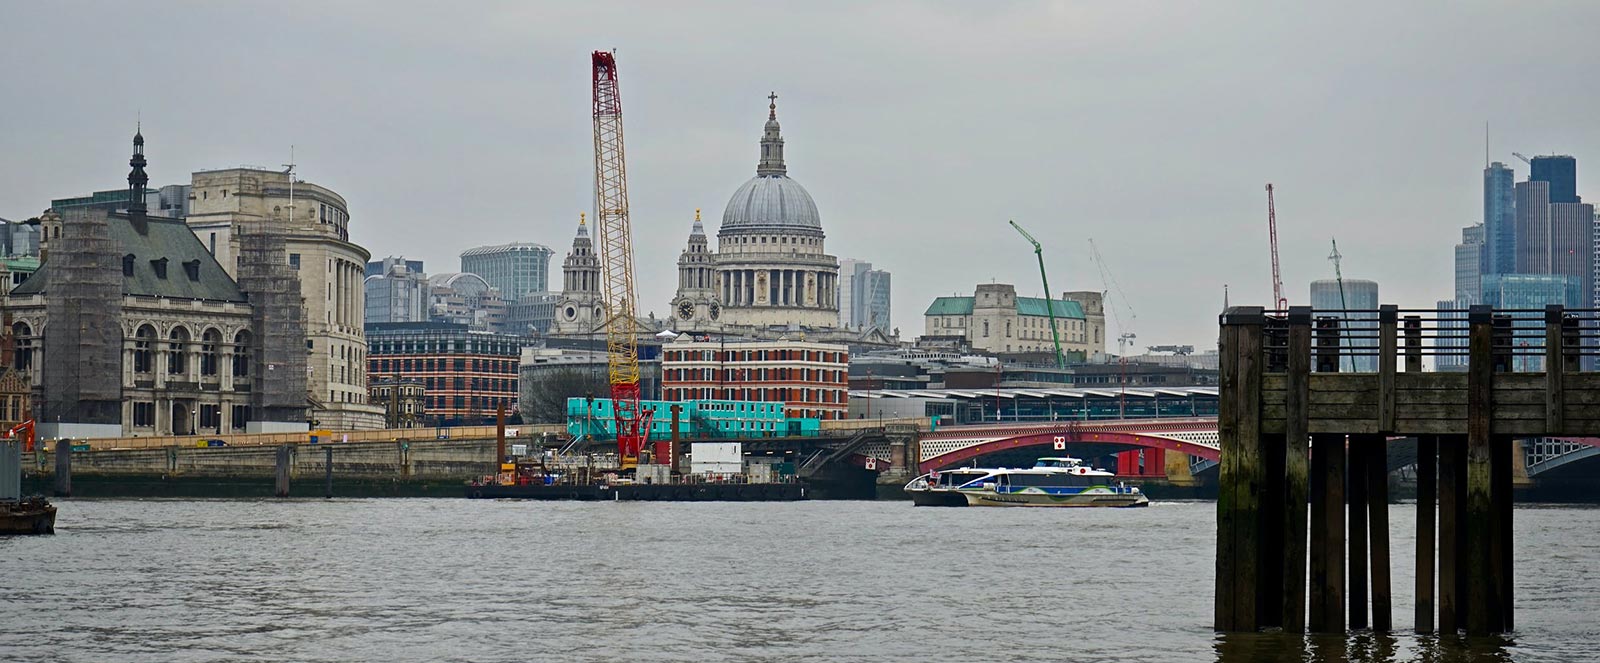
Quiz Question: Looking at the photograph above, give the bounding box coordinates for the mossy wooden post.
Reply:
[1308,316,1345,633]
[1348,430,1369,630]
[324,446,334,499]
[53,440,72,498]
[1281,307,1313,632]
[1366,305,1397,632]
[1215,306,1266,632]
[1439,430,1467,633]
[274,444,291,498]
[1465,306,1495,635]
[1407,315,1436,634]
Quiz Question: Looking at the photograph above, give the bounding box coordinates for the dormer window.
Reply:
[122,254,135,276]
[183,260,201,281]
[150,257,168,279]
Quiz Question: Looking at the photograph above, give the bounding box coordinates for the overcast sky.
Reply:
[4,2,1598,348]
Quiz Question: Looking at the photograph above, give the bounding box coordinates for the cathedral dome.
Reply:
[722,174,821,230]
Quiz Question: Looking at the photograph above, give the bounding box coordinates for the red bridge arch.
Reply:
[920,429,1222,473]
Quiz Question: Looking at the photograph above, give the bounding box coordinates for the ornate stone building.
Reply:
[184,164,382,429]
[670,96,841,331]
[552,215,605,335]
[5,132,309,436]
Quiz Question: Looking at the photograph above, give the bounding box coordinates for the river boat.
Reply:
[904,457,1148,508]
[1,496,57,535]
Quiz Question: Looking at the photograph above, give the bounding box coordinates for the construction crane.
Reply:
[1512,152,1531,165]
[1089,238,1137,356]
[1008,220,1066,369]
[1266,183,1287,310]
[1328,238,1355,373]
[591,50,653,470]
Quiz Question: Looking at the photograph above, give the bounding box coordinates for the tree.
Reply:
[520,368,608,424]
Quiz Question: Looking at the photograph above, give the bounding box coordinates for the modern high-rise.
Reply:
[364,257,430,324]
[1550,201,1596,307]
[1530,155,1579,204]
[838,258,892,332]
[1309,279,1379,372]
[1454,224,1485,303]
[1514,180,1552,273]
[1483,161,1516,275]
[459,243,554,300]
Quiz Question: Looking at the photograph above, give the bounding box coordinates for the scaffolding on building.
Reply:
[42,209,123,423]
[236,221,309,424]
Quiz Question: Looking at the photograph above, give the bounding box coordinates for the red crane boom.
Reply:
[1266,183,1286,310]
[591,51,652,469]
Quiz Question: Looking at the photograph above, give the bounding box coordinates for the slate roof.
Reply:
[11,213,246,303]
[924,295,1085,319]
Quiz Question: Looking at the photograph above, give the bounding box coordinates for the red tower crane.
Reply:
[1266,183,1287,310]
[591,50,653,470]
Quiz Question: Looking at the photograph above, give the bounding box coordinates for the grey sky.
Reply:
[4,2,1598,347]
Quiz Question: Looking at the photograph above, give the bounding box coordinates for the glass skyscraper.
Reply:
[1483,162,1516,275]
[1530,155,1579,204]
[460,243,554,299]
[1309,278,1379,372]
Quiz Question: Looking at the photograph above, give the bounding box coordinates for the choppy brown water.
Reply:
[2,500,1597,662]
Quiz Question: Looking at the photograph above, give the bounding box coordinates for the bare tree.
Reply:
[520,368,608,424]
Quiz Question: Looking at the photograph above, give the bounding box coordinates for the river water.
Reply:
[3,499,1598,662]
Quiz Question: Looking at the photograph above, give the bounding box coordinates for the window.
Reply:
[289,253,301,270]
[983,320,990,337]
[200,329,221,376]
[168,327,190,375]
[132,402,155,427]
[233,330,252,377]
[122,254,135,276]
[133,325,156,373]
[199,404,221,430]
[232,405,250,430]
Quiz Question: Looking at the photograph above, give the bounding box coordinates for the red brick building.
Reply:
[365,322,531,425]
[663,340,848,420]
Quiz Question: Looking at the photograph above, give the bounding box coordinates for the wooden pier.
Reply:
[1215,304,1587,635]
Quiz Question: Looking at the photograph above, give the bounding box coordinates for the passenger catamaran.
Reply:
[904,457,1148,507]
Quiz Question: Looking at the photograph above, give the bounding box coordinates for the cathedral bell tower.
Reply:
[553,214,604,334]
[670,209,721,329]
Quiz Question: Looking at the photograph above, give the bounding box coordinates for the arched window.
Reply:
[167,327,190,375]
[12,322,33,371]
[233,330,252,378]
[200,328,221,377]
[133,325,156,373]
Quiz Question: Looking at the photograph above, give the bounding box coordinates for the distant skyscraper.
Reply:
[459,242,554,299]
[1514,180,1552,273]
[1483,162,1516,275]
[1455,224,1485,303]
[1309,278,1379,372]
[1530,155,1579,204]
[837,258,892,331]
[364,258,429,324]
[367,256,424,278]
[1550,201,1596,307]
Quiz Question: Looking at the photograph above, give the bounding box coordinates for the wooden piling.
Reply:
[1348,433,1369,630]
[274,444,291,498]
[1405,315,1435,633]
[1415,435,1437,633]
[1465,306,1495,635]
[1438,434,1461,633]
[1492,435,1513,633]
[1307,316,1344,633]
[495,404,507,471]
[324,446,334,499]
[1364,434,1392,632]
[1281,307,1312,632]
[1214,307,1266,632]
[53,439,72,498]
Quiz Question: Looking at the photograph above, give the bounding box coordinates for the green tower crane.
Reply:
[1008,220,1066,369]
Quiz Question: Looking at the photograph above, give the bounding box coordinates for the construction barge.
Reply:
[465,440,808,502]
[467,481,804,501]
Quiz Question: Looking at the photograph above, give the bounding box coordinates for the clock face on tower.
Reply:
[678,300,695,320]
[709,303,721,320]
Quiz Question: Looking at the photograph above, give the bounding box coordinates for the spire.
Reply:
[127,125,148,217]
[690,208,705,236]
[576,212,588,237]
[756,91,786,177]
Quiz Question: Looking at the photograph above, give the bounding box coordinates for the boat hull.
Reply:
[963,489,1149,508]
[908,489,970,507]
[0,501,56,535]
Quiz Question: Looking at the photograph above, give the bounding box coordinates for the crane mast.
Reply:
[1008,220,1066,369]
[1267,183,1286,310]
[591,50,652,469]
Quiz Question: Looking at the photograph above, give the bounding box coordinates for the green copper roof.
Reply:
[924,297,974,316]
[12,213,245,303]
[925,295,1085,319]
